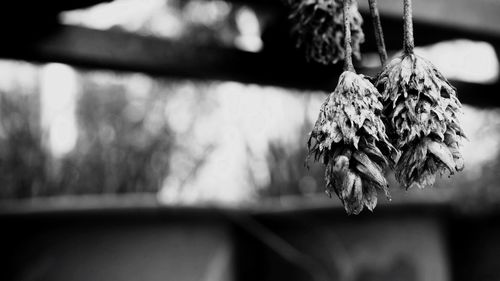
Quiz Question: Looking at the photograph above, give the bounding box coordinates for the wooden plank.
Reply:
[0,24,499,107]
[0,25,344,91]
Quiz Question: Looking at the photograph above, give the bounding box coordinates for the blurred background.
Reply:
[0,0,500,280]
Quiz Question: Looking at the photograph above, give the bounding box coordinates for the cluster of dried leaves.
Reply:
[300,0,465,214]
[308,71,396,214]
[308,58,465,213]
[376,53,465,189]
[287,0,364,64]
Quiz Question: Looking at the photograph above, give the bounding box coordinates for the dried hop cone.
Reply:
[308,71,396,214]
[287,0,364,65]
[376,53,466,189]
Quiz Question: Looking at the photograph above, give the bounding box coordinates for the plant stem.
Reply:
[368,0,387,65]
[343,0,354,72]
[403,0,414,54]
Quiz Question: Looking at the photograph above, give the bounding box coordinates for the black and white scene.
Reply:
[1,0,499,280]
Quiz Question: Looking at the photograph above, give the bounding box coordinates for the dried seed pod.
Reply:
[308,71,396,214]
[286,0,364,64]
[376,53,465,189]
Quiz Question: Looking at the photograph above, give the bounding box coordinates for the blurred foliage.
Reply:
[259,123,324,198]
[172,0,240,47]
[0,59,500,214]
[0,90,46,198]
[61,0,268,51]
[0,66,173,199]
[48,74,173,196]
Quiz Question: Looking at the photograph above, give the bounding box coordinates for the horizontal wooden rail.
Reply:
[0,24,498,107]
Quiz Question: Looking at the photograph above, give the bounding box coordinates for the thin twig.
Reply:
[368,0,387,65]
[343,0,355,72]
[403,0,414,54]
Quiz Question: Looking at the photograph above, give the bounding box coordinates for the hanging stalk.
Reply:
[403,0,414,54]
[343,0,355,72]
[368,0,387,65]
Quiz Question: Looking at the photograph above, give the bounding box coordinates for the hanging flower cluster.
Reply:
[300,0,465,214]
[375,0,465,190]
[306,0,395,214]
[286,0,364,64]
[376,54,465,189]
[308,71,396,214]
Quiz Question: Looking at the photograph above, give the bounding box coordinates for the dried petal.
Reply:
[353,152,387,189]
[426,139,455,173]
[363,184,377,211]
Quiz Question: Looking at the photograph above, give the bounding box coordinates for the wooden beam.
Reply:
[0,25,344,91]
[0,25,499,108]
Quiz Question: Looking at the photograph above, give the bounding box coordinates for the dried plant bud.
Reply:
[376,53,466,189]
[308,71,396,214]
[287,0,364,65]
